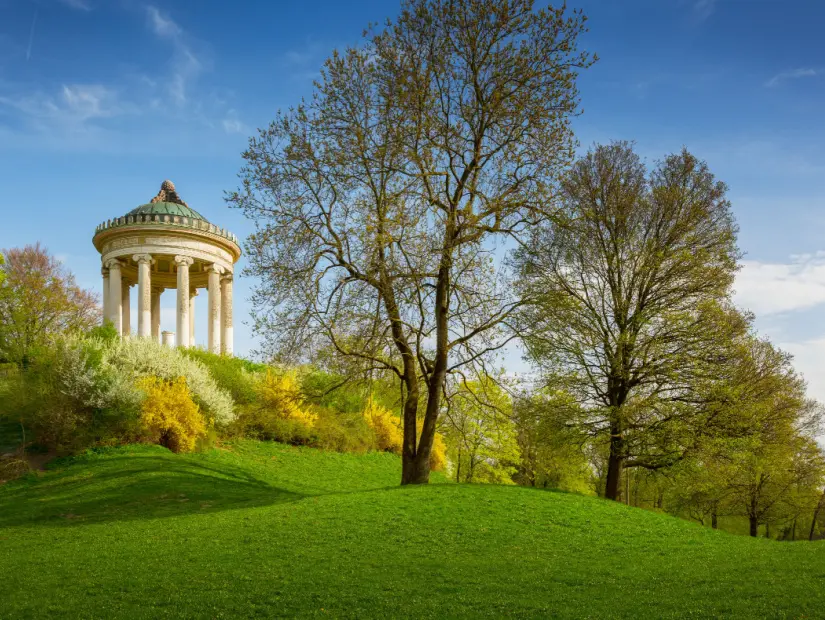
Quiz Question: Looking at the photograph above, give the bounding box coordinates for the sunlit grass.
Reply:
[1,440,823,618]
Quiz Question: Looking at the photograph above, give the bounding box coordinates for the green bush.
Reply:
[312,408,374,454]
[0,335,141,454]
[182,349,266,405]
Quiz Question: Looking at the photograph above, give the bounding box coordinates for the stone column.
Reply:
[175,256,194,348]
[106,260,123,336]
[101,267,110,326]
[206,264,223,354]
[189,289,198,346]
[151,287,162,343]
[134,254,153,338]
[162,331,175,347]
[121,282,131,338]
[220,274,233,356]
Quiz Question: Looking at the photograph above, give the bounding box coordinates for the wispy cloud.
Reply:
[25,10,37,61]
[144,5,202,106]
[0,5,242,154]
[221,109,247,135]
[0,84,133,124]
[146,5,181,38]
[693,0,716,21]
[58,0,92,10]
[765,67,820,88]
[279,39,332,81]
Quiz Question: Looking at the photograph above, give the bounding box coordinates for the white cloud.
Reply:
[735,253,825,316]
[765,68,820,88]
[780,339,825,404]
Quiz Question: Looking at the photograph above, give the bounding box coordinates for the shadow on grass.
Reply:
[0,454,304,528]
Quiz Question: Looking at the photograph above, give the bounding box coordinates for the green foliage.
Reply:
[85,320,120,344]
[442,378,521,484]
[0,335,142,454]
[513,390,595,494]
[182,348,266,405]
[1,440,825,618]
[0,243,100,365]
[0,335,234,455]
[515,142,746,499]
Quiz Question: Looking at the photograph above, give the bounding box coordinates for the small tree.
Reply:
[0,243,99,365]
[232,0,596,484]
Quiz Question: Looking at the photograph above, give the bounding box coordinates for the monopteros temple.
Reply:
[92,180,241,354]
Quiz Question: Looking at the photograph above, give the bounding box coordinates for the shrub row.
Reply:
[0,334,447,472]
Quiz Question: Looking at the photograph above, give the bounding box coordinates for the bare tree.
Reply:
[230,0,595,483]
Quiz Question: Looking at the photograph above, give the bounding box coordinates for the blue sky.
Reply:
[1,0,824,398]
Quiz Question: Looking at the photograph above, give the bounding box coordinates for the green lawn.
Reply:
[1,441,823,619]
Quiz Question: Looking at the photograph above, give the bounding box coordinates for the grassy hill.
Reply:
[1,441,823,619]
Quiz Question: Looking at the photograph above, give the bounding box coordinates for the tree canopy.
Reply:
[0,243,99,365]
[231,0,596,483]
[514,141,745,500]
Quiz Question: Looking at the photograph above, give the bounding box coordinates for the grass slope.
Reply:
[1,441,824,619]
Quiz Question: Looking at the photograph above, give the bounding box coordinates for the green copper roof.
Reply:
[127,201,208,222]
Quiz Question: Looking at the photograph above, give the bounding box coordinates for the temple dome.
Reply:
[126,201,208,222]
[92,179,240,249]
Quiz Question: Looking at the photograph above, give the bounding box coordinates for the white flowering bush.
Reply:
[53,336,139,412]
[106,338,235,426]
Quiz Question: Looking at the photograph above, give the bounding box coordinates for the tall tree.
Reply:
[515,142,743,500]
[231,0,596,483]
[0,244,99,365]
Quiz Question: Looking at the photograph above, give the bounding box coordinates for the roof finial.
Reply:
[150,179,188,206]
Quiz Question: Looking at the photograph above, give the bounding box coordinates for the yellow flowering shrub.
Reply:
[234,369,318,444]
[363,399,403,454]
[137,376,206,453]
[429,431,447,472]
[362,398,446,470]
[255,369,317,426]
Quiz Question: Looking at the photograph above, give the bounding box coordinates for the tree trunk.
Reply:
[811,489,825,541]
[749,515,758,537]
[403,256,452,485]
[604,420,624,501]
[711,508,718,530]
[455,447,461,483]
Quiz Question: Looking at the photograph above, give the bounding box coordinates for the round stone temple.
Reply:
[92,180,241,354]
